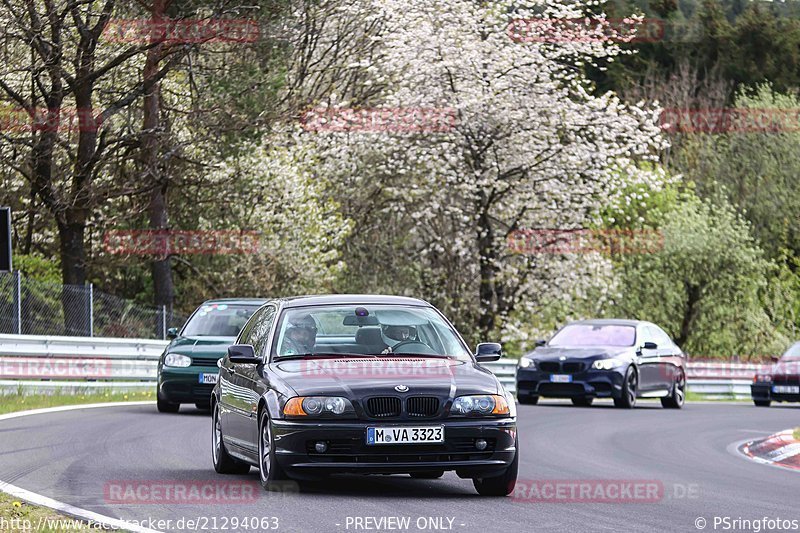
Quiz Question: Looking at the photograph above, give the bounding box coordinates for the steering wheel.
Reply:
[390,340,437,355]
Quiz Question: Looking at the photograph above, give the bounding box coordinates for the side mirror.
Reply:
[636,341,658,355]
[771,356,780,363]
[166,327,179,340]
[228,344,260,364]
[535,339,546,347]
[475,342,503,362]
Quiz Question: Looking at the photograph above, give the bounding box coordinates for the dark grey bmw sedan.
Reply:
[516,319,686,409]
[211,295,518,496]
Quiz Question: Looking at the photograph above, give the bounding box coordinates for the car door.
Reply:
[221,306,267,454]
[235,304,277,451]
[652,325,682,388]
[636,325,661,392]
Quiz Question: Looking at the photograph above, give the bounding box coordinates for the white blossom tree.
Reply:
[282,0,668,343]
[203,141,352,295]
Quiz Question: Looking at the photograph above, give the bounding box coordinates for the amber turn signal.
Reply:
[491,394,510,415]
[283,397,307,416]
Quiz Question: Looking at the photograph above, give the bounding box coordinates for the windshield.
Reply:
[549,324,636,347]
[782,342,800,361]
[272,304,472,360]
[182,303,260,337]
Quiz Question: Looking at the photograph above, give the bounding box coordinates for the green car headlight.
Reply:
[164,353,191,368]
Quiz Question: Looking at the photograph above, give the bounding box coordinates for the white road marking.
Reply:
[0,401,154,421]
[0,401,161,533]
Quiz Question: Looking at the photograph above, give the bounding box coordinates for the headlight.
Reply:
[164,353,191,368]
[283,396,355,417]
[754,374,772,383]
[518,357,534,369]
[450,394,510,416]
[592,358,625,370]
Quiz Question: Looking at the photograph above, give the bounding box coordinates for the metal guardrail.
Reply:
[0,335,760,399]
[0,334,167,394]
[483,359,757,398]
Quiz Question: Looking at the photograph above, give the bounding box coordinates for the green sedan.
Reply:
[157,298,268,413]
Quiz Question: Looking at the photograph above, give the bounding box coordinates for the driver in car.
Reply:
[281,314,318,355]
[381,324,418,353]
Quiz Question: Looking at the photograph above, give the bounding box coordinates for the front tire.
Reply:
[212,401,250,474]
[157,394,180,413]
[258,410,289,490]
[754,400,772,407]
[571,397,593,407]
[473,439,518,496]
[661,371,685,409]
[614,366,637,409]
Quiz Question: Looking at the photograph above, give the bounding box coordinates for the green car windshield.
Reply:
[182,304,259,337]
[273,305,472,360]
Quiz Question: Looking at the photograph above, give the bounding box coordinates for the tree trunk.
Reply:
[677,283,701,348]
[143,0,175,334]
[58,218,89,335]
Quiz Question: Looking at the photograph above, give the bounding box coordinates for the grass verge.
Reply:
[684,391,748,402]
[0,389,154,415]
[794,427,800,441]
[0,390,151,531]
[0,491,119,532]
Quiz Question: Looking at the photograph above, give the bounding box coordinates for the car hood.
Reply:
[167,336,236,357]
[529,346,633,361]
[270,357,501,397]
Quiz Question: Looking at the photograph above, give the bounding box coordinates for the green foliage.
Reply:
[611,188,789,358]
[671,85,800,261]
[597,0,800,97]
[12,254,61,283]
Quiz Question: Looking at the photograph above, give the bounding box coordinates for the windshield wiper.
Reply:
[274,353,378,361]
[380,353,455,358]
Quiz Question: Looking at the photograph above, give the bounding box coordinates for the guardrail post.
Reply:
[12,269,21,334]
[161,305,166,340]
[88,283,94,338]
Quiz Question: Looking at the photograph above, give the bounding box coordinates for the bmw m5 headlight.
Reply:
[518,357,535,369]
[592,358,625,371]
[164,353,191,368]
[450,395,510,416]
[283,396,355,417]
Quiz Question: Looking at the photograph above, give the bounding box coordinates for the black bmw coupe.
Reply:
[211,295,518,496]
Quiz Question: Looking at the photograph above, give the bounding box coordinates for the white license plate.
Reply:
[366,426,444,445]
[772,385,800,394]
[198,373,218,384]
[550,374,572,383]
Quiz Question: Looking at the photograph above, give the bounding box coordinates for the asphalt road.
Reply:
[0,400,797,533]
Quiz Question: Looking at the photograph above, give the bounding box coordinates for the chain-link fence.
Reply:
[0,271,187,339]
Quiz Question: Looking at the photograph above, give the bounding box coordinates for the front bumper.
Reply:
[158,366,217,404]
[751,381,800,403]
[271,418,517,479]
[516,368,625,400]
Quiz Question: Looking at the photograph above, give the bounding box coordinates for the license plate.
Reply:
[366,426,444,445]
[772,385,800,394]
[198,373,218,384]
[550,374,572,383]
